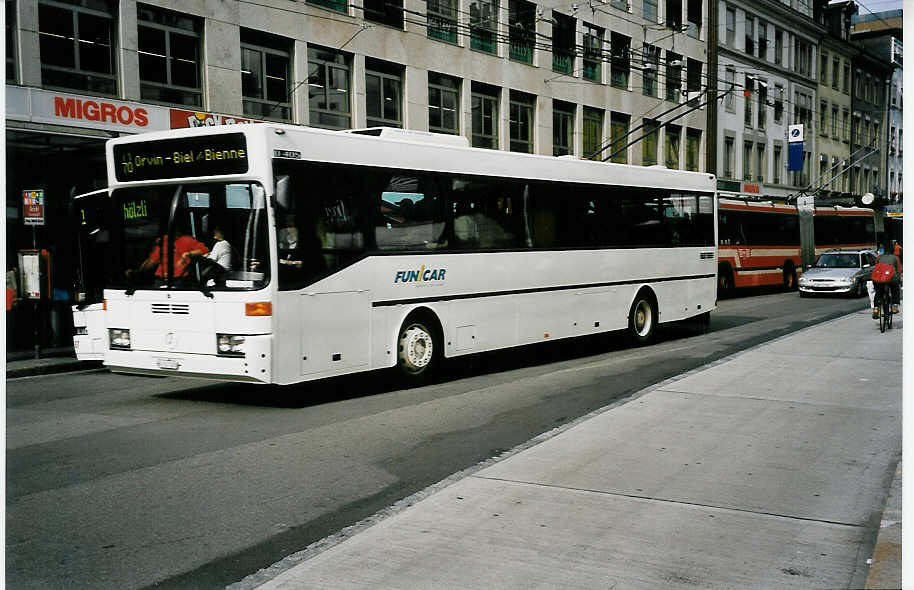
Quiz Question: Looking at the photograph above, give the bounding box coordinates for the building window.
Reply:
[832,105,838,138]
[308,46,351,130]
[309,0,347,13]
[509,91,535,153]
[873,122,879,148]
[832,57,839,90]
[7,1,17,83]
[773,85,784,123]
[428,72,460,134]
[685,128,701,171]
[611,0,629,11]
[137,4,202,106]
[583,107,604,160]
[744,76,754,127]
[743,141,753,181]
[665,124,681,169]
[745,16,754,56]
[843,63,850,94]
[610,33,630,89]
[642,119,659,166]
[609,111,630,163]
[644,0,658,22]
[471,82,499,149]
[39,0,117,95]
[665,0,682,29]
[665,51,682,102]
[428,0,458,43]
[819,157,827,189]
[686,0,701,38]
[470,0,498,54]
[757,82,766,130]
[509,0,535,63]
[842,110,850,142]
[724,67,735,111]
[819,51,827,84]
[756,142,765,182]
[366,58,403,128]
[241,29,291,121]
[642,44,660,97]
[774,29,783,65]
[724,136,734,177]
[725,7,735,47]
[364,0,403,28]
[758,22,767,60]
[686,58,701,102]
[795,39,811,77]
[819,100,828,136]
[552,12,575,74]
[553,100,575,156]
[773,144,782,184]
[582,23,603,82]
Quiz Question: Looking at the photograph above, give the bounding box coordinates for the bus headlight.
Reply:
[217,334,246,357]
[109,328,131,350]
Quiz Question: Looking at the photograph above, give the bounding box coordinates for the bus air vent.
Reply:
[151,303,191,315]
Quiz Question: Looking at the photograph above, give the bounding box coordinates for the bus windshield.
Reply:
[108,182,270,292]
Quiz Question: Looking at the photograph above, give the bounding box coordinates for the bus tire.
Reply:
[628,290,657,346]
[396,313,441,384]
[718,264,734,297]
[783,263,797,291]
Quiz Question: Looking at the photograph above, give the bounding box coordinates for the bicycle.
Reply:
[876,285,894,333]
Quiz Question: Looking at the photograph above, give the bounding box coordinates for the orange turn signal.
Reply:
[103,299,107,311]
[245,302,272,316]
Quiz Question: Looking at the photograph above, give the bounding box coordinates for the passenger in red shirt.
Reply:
[139,231,209,280]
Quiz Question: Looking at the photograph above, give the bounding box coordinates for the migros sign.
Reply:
[54,96,149,127]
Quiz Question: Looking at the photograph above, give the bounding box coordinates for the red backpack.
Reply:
[871,263,896,283]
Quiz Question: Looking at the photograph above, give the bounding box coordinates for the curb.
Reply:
[6,360,104,379]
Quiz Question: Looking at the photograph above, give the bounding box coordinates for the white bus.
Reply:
[102,124,717,385]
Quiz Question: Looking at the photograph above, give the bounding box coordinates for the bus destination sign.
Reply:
[114,133,248,181]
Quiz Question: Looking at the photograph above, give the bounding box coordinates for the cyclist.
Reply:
[872,244,902,318]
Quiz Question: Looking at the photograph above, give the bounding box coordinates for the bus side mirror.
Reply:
[275,175,291,210]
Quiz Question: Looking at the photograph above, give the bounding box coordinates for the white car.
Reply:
[798,249,877,298]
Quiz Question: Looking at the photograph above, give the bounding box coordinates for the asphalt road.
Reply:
[6,289,870,590]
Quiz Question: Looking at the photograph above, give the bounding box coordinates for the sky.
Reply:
[853,0,903,13]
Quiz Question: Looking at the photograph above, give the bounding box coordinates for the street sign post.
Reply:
[23,189,46,226]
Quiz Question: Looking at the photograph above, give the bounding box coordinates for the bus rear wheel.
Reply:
[396,317,440,384]
[628,292,657,346]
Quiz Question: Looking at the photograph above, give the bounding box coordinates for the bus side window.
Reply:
[375,174,446,251]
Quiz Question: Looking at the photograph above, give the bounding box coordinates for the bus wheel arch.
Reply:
[628,287,658,346]
[395,307,443,384]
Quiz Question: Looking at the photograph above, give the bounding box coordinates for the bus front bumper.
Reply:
[104,334,272,384]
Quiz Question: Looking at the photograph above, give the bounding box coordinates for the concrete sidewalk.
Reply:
[237,309,902,590]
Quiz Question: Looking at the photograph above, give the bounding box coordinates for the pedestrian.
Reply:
[206,225,233,270]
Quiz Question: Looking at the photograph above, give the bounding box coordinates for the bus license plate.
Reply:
[156,358,180,370]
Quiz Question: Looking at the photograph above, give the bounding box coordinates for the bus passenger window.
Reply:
[375,175,446,250]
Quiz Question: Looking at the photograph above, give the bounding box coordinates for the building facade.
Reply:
[713,0,825,200]
[6,0,709,352]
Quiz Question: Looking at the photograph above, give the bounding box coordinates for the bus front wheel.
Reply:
[628,292,657,346]
[396,317,440,384]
